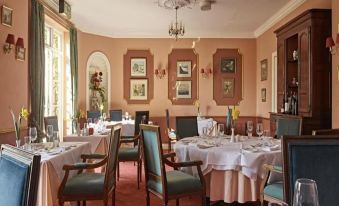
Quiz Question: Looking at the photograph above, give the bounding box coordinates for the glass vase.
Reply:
[230,128,235,142]
[16,139,21,148]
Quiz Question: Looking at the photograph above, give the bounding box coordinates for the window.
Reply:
[44,16,72,137]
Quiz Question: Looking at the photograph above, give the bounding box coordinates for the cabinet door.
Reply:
[298,27,311,116]
[277,38,285,112]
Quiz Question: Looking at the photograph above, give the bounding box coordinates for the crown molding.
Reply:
[254,0,306,38]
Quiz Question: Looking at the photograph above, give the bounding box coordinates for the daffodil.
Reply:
[20,107,29,120]
[10,107,30,141]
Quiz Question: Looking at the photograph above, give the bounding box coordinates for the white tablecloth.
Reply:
[63,135,109,154]
[105,120,135,137]
[37,142,92,206]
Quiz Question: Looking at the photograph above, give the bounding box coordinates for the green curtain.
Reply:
[70,27,78,132]
[29,0,45,138]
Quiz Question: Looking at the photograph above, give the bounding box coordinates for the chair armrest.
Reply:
[163,158,202,169]
[81,154,106,161]
[120,135,139,143]
[63,157,107,171]
[163,152,176,159]
[260,163,283,201]
[263,164,283,173]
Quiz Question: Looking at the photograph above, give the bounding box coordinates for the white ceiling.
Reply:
[68,0,293,38]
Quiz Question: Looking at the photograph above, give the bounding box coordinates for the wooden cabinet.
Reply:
[271,9,332,135]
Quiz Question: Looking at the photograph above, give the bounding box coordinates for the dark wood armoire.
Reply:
[270,9,332,135]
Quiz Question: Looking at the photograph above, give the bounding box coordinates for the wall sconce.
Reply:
[200,68,212,79]
[3,34,15,54]
[326,34,339,55]
[155,69,166,79]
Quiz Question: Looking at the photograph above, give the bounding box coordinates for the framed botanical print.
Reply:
[177,61,192,78]
[222,78,234,98]
[1,5,12,27]
[131,58,146,77]
[261,59,268,81]
[176,81,191,99]
[130,79,148,100]
[261,88,266,102]
[221,58,236,73]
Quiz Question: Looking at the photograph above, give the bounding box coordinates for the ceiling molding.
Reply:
[254,0,306,38]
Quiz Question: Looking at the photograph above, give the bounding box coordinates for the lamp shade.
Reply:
[16,38,24,48]
[335,33,339,44]
[326,37,335,48]
[5,34,15,45]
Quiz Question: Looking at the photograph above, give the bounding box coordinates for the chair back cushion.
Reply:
[276,117,301,138]
[0,145,41,206]
[105,124,121,190]
[140,125,165,195]
[87,111,101,120]
[283,136,339,206]
[176,116,198,140]
[44,116,59,132]
[135,111,149,135]
[110,110,122,121]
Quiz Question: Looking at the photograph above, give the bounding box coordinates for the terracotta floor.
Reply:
[84,162,259,206]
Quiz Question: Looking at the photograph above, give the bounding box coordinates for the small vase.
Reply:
[16,139,21,148]
[230,128,235,143]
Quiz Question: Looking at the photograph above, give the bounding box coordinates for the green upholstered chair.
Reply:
[0,144,41,206]
[110,109,122,121]
[282,135,339,206]
[260,164,284,205]
[175,116,199,140]
[140,124,206,206]
[58,124,121,206]
[276,117,302,138]
[87,110,101,120]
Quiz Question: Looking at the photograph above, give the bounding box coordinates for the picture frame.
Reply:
[15,47,25,61]
[222,78,235,98]
[130,79,148,100]
[177,61,192,78]
[1,5,13,27]
[221,58,236,73]
[261,59,268,81]
[176,81,191,99]
[131,58,146,77]
[261,88,266,102]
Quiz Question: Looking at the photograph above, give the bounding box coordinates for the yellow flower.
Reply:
[20,107,29,120]
[99,104,104,111]
[79,109,86,118]
[194,100,200,108]
[232,106,240,121]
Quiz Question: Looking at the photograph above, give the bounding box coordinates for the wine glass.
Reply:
[293,178,319,206]
[53,131,59,148]
[202,127,208,137]
[247,121,253,137]
[102,113,107,121]
[46,125,54,142]
[256,123,264,137]
[217,124,224,136]
[29,127,37,143]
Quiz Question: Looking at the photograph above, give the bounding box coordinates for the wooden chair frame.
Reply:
[260,164,285,206]
[140,124,206,206]
[165,109,176,151]
[312,128,339,135]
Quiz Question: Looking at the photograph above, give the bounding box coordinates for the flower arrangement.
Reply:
[73,108,86,121]
[231,105,240,128]
[10,107,29,141]
[90,71,106,103]
[194,100,200,115]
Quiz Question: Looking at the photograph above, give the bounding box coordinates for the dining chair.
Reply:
[44,116,59,132]
[0,144,41,206]
[276,117,302,138]
[87,110,101,120]
[312,128,339,135]
[110,109,123,121]
[117,111,149,189]
[176,116,199,140]
[282,135,339,206]
[166,109,177,151]
[140,124,206,206]
[58,124,121,206]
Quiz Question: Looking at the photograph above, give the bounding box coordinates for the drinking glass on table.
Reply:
[24,136,31,150]
[29,127,37,143]
[202,127,208,137]
[293,178,319,206]
[246,121,253,137]
[256,123,264,137]
[83,123,88,136]
[53,131,59,148]
[46,125,54,142]
[217,123,225,136]
[102,113,107,121]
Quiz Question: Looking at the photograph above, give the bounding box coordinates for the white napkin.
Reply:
[261,144,280,152]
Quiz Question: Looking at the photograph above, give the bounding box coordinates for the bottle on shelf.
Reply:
[281,93,285,113]
[284,93,289,114]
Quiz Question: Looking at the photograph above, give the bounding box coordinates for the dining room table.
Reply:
[30,141,92,206]
[174,134,281,203]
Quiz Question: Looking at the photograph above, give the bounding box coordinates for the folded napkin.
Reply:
[261,145,280,152]
[197,143,215,149]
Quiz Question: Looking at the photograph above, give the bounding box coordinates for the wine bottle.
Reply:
[284,93,289,114]
[281,94,285,113]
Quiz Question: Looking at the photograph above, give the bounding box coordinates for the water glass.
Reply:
[202,127,208,137]
[217,124,225,136]
[24,136,31,150]
[83,123,88,136]
[87,118,93,126]
[247,121,253,137]
[53,131,59,148]
[46,125,54,142]
[93,118,98,124]
[29,127,37,143]
[293,178,319,206]
[102,113,107,121]
[256,123,264,137]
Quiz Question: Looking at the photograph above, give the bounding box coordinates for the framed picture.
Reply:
[261,59,268,81]
[221,58,236,73]
[131,58,146,77]
[1,5,13,27]
[222,78,234,98]
[130,79,148,100]
[176,81,191,99]
[261,88,266,102]
[15,47,25,61]
[177,61,192,78]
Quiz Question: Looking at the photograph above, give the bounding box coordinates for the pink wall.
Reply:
[0,0,29,131]
[77,35,257,117]
[256,0,332,118]
[332,0,339,127]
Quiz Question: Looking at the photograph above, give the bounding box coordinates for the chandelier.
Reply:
[169,6,185,40]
